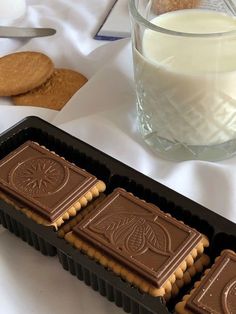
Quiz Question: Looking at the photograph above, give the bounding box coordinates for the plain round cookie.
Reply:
[0,51,54,96]
[152,0,200,14]
[12,68,88,110]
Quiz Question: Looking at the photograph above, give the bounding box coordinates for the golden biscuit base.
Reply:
[65,231,209,298]
[57,194,106,238]
[12,68,88,110]
[152,0,200,14]
[0,51,54,96]
[165,254,210,301]
[175,249,236,313]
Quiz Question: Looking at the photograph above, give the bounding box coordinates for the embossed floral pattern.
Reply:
[11,157,68,197]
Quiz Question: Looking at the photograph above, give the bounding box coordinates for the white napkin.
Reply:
[0,105,56,133]
[0,227,123,314]
[0,0,114,132]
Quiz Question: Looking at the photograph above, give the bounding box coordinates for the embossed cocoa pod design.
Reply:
[90,213,172,256]
[126,220,146,254]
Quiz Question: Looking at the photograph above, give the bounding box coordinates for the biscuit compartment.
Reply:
[0,120,110,256]
[0,116,235,314]
[0,201,57,256]
[65,188,209,299]
[57,247,170,314]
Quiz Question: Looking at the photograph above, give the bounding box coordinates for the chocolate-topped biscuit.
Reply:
[176,249,236,314]
[0,141,106,229]
[65,188,209,298]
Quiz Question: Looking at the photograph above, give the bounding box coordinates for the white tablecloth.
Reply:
[0,1,235,314]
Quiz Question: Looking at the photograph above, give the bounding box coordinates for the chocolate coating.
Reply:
[73,188,202,288]
[0,141,100,222]
[186,250,236,314]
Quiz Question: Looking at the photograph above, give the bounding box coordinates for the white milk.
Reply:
[134,9,236,146]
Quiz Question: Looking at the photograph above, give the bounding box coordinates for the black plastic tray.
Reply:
[0,116,235,314]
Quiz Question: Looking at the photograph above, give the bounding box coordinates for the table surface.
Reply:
[0,1,235,314]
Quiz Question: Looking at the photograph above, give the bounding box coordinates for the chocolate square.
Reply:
[0,141,99,222]
[186,250,236,314]
[73,188,202,288]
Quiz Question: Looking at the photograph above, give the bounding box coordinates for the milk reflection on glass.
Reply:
[129,0,236,161]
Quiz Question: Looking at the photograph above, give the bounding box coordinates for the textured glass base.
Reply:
[139,124,236,162]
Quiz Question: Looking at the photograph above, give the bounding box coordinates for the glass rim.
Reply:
[128,0,236,38]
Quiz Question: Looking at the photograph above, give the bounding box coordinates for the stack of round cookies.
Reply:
[0,51,87,110]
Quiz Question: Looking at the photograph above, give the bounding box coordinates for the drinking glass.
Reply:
[128,0,236,161]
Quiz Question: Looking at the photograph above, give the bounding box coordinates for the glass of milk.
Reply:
[129,0,236,161]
